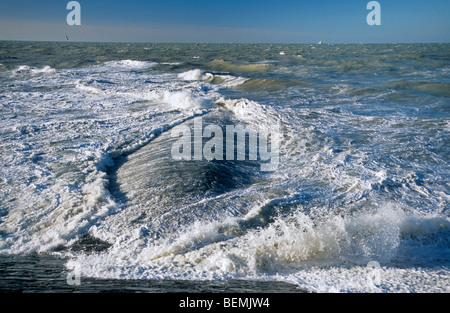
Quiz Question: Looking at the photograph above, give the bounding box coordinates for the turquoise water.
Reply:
[0,42,449,292]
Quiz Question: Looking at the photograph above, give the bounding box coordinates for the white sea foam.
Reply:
[283,265,450,293]
[162,90,206,111]
[178,69,213,81]
[215,75,249,87]
[14,65,31,72]
[1,43,448,293]
[103,59,157,70]
[75,80,103,94]
[161,62,182,65]
[216,97,280,127]
[69,202,449,292]
[177,69,248,87]
[10,65,56,76]
[0,61,197,254]
[30,65,56,74]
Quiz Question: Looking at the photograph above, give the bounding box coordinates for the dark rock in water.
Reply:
[69,235,112,253]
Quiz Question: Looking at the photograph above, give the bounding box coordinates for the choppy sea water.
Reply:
[0,42,449,293]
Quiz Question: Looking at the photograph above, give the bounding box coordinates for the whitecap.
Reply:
[162,90,205,111]
[178,69,213,82]
[30,65,56,75]
[103,60,157,70]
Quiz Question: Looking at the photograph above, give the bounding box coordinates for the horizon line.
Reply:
[1,39,449,45]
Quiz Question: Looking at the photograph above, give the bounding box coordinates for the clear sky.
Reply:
[0,0,449,43]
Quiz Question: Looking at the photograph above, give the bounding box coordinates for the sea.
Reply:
[0,41,449,293]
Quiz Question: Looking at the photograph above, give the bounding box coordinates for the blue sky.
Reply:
[0,0,449,43]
